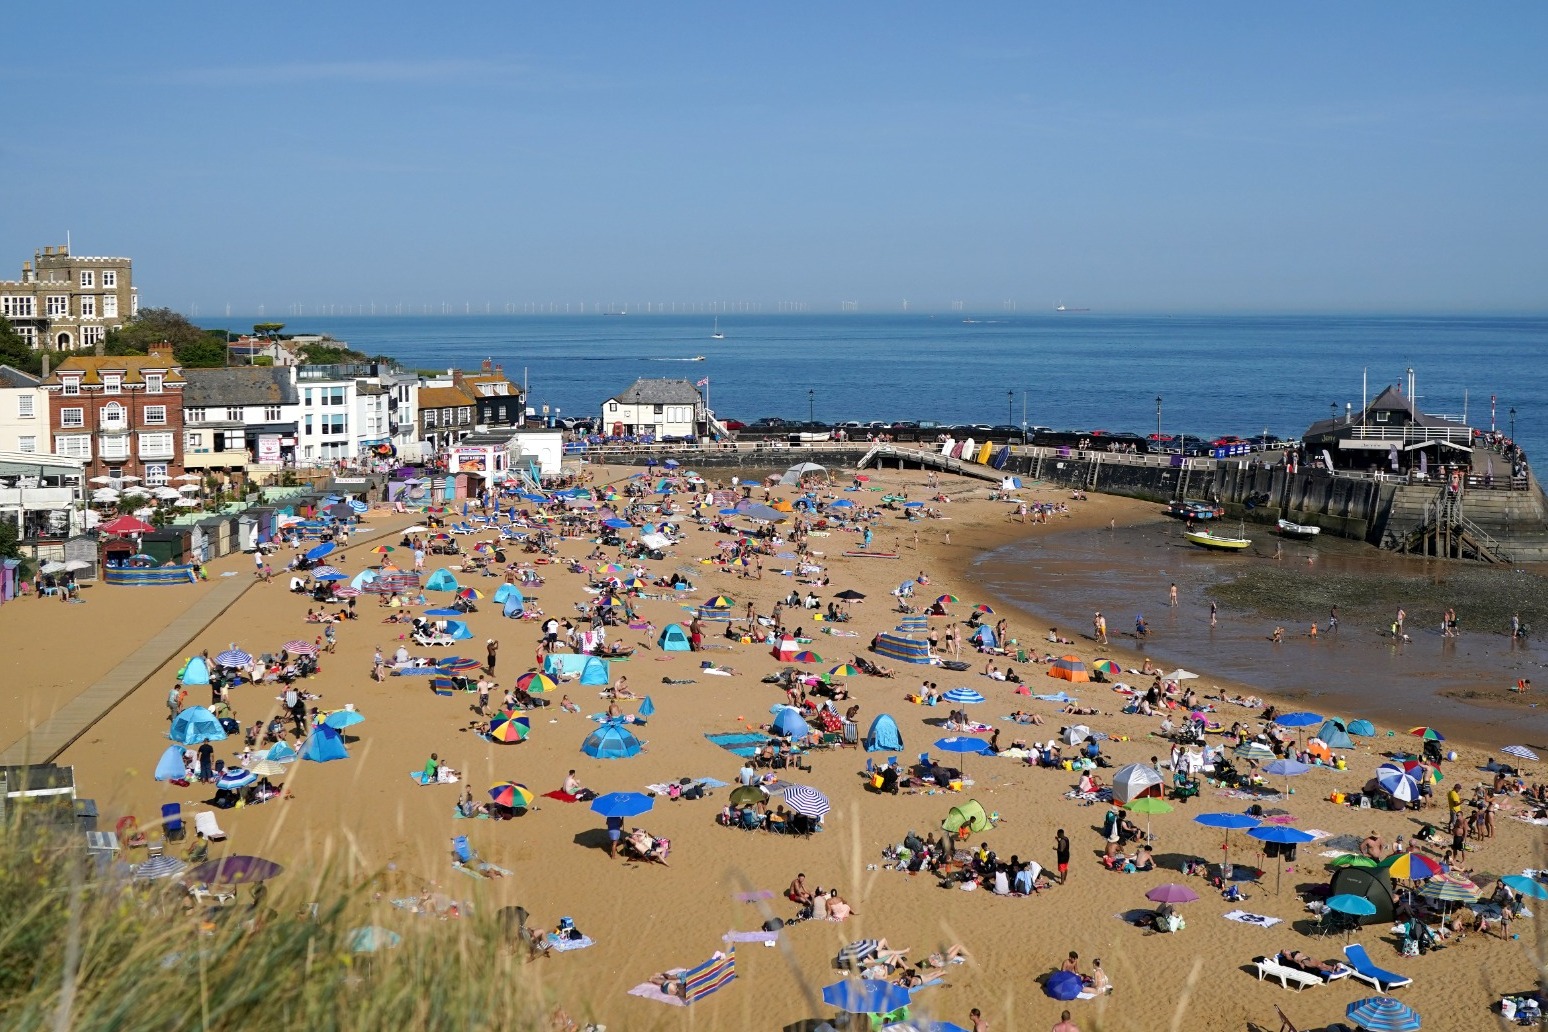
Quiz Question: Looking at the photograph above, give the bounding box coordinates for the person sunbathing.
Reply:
[1062,704,1100,716]
[824,890,856,922]
[1279,950,1342,979]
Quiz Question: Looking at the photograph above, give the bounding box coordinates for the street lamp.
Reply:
[808,388,815,424]
[1007,390,1014,427]
[1155,395,1162,438]
[1509,407,1516,439]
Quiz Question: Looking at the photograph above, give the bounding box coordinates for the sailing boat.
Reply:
[711,317,725,340]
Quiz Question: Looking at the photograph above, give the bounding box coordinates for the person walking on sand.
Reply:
[969,1008,990,1032]
[1209,600,1218,626]
[1169,582,1178,607]
[1395,607,1406,636]
[1055,829,1071,884]
[1051,1011,1079,1032]
[1093,611,1108,645]
[486,638,499,673]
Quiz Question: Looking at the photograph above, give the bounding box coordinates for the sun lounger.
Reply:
[193,811,227,841]
[189,884,236,906]
[1254,957,1324,991]
[1341,943,1412,991]
[413,632,456,647]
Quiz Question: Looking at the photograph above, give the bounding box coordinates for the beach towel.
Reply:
[722,929,779,943]
[1077,982,1115,1000]
[452,862,511,880]
[546,934,595,952]
[1032,692,1078,703]
[1223,910,1283,928]
[628,972,688,1006]
[542,790,580,802]
[451,809,491,820]
[1215,788,1283,802]
[945,721,994,734]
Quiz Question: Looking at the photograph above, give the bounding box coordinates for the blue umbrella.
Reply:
[828,499,854,508]
[941,687,986,705]
[638,696,656,718]
[589,791,654,818]
[313,571,349,582]
[348,500,368,514]
[1248,825,1317,894]
[422,608,462,617]
[602,518,631,529]
[305,542,335,561]
[1345,996,1420,1031]
[821,979,910,1015]
[324,710,365,729]
[154,745,187,781]
[1263,758,1311,793]
[1043,970,1084,1001]
[903,501,925,508]
[169,707,228,745]
[217,767,257,791]
[717,508,741,516]
[581,724,643,759]
[1273,711,1323,728]
[1194,811,1261,868]
[214,649,252,668]
[1376,768,1421,803]
[1327,893,1378,917]
[1500,875,1548,900]
[935,736,992,756]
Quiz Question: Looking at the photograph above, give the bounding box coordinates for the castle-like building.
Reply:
[0,244,137,351]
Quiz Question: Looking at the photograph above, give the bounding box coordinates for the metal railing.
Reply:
[1341,425,1472,444]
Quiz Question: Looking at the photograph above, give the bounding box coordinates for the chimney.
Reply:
[149,341,175,359]
[43,246,53,256]
[21,261,32,284]
[494,363,503,378]
[481,358,492,374]
[41,352,50,379]
[452,369,464,388]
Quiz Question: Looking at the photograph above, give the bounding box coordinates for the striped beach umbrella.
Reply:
[488,713,530,743]
[782,784,830,819]
[248,758,287,778]
[488,781,534,809]
[1420,871,1479,903]
[439,657,482,672]
[1375,767,1421,803]
[1379,851,1444,881]
[792,651,822,663]
[941,687,986,705]
[1091,658,1121,677]
[1501,745,1539,762]
[133,855,189,881]
[216,767,257,791]
[458,587,483,600]
[974,604,994,614]
[705,595,736,609]
[934,594,960,605]
[828,664,860,678]
[215,649,252,668]
[1047,655,1090,682]
[1234,741,1276,762]
[283,640,318,656]
[333,587,361,598]
[1345,996,1421,1031]
[516,672,558,694]
[370,545,395,553]
[1408,726,1445,741]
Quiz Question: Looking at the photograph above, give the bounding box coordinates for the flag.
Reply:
[695,377,709,387]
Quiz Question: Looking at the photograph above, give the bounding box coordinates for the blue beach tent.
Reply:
[154,746,187,781]
[770,707,814,738]
[444,620,475,641]
[579,656,611,686]
[179,655,211,687]
[502,588,526,618]
[493,583,521,604]
[1315,719,1355,750]
[864,713,904,753]
[425,569,460,592]
[968,625,998,649]
[265,741,298,763]
[581,723,643,760]
[299,724,349,763]
[169,707,227,745]
[658,624,691,651]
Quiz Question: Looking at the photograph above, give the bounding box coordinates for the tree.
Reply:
[253,322,286,340]
[0,317,35,373]
[174,334,229,368]
[101,307,211,356]
[0,517,20,562]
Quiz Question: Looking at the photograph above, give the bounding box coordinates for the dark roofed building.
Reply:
[1302,384,1474,475]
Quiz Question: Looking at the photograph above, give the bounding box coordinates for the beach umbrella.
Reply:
[933,594,959,605]
[1375,768,1421,804]
[1091,658,1121,677]
[1500,874,1548,900]
[1125,796,1173,838]
[835,939,881,969]
[154,745,187,782]
[974,604,994,614]
[792,650,822,663]
[822,979,909,1015]
[834,589,865,600]
[489,782,534,809]
[826,499,854,509]
[173,498,202,508]
[1345,996,1421,1031]
[782,784,831,819]
[729,785,766,807]
[601,518,631,529]
[283,640,318,656]
[187,856,284,884]
[214,649,252,668]
[177,483,201,494]
[1347,719,1377,737]
[216,768,257,791]
[347,927,402,954]
[370,545,395,554]
[99,514,155,535]
[1194,811,1260,869]
[1408,726,1444,741]
[1331,854,1377,870]
[169,707,227,745]
[771,707,816,738]
[1273,711,1323,728]
[1060,724,1092,747]
[423,608,461,617]
[438,657,481,672]
[1043,970,1084,1001]
[638,696,655,717]
[1233,741,1276,763]
[1420,872,1479,904]
[1145,883,1199,904]
[1501,745,1539,762]
[941,687,986,705]
[133,856,189,880]
[704,595,736,608]
[248,759,287,778]
[580,724,642,760]
[1327,894,1379,917]
[1247,826,1317,894]
[304,542,335,561]
[1047,655,1089,682]
[589,791,654,818]
[828,664,861,678]
[488,713,531,743]
[935,735,992,776]
[1263,758,1310,795]
[1400,760,1440,784]
[324,710,365,730]
[516,672,558,694]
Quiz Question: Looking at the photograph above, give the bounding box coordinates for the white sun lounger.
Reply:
[1254,957,1325,991]
[194,811,228,841]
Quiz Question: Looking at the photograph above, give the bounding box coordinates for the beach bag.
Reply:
[666,782,682,801]
[762,917,784,932]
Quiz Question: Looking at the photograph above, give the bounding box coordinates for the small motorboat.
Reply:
[1185,528,1251,551]
[1164,499,1224,521]
[1276,519,1321,540]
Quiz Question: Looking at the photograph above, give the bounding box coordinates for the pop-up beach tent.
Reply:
[425,569,460,592]
[658,624,691,651]
[942,799,991,834]
[179,655,211,687]
[874,632,931,664]
[579,656,611,686]
[300,724,349,762]
[1112,763,1164,804]
[968,625,998,649]
[444,620,475,640]
[864,713,903,752]
[1315,719,1355,750]
[543,653,590,677]
[493,583,522,604]
[502,588,526,618]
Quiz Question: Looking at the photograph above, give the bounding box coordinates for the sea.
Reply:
[288,313,1547,460]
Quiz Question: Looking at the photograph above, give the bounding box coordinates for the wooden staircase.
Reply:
[1390,486,1512,563]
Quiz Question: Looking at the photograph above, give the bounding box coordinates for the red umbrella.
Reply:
[99,515,156,536]
[283,640,318,656]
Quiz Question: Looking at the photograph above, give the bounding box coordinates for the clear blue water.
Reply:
[290,313,1547,459]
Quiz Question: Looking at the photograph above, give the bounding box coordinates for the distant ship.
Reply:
[711,317,725,340]
[1055,303,1090,313]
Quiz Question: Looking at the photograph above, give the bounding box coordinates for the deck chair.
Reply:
[1341,944,1412,991]
[116,816,147,849]
[194,811,228,841]
[1275,1004,1300,1032]
[162,803,185,841]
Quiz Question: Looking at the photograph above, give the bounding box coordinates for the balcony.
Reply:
[99,420,129,433]
[183,449,249,470]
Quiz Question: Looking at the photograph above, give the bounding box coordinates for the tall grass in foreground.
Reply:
[0,830,561,1032]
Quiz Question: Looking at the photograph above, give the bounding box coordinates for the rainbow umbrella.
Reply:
[1419,871,1479,904]
[1091,659,1121,677]
[620,577,648,589]
[1400,760,1442,784]
[1408,726,1445,741]
[458,587,483,600]
[516,672,558,694]
[974,604,994,614]
[488,713,531,743]
[488,781,534,809]
[439,657,481,673]
[370,545,395,554]
[1048,655,1089,683]
[705,595,736,609]
[934,594,960,605]
[828,664,860,677]
[792,651,822,663]
[1378,851,1444,881]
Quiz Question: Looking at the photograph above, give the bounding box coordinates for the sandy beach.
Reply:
[10,462,1543,1032]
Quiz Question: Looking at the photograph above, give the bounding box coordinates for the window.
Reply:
[144,463,168,486]
[264,405,281,421]
[321,413,347,436]
[103,294,118,318]
[423,410,437,427]
[185,407,206,422]
[144,405,167,425]
[79,270,95,288]
[59,407,84,428]
[458,407,471,425]
[608,402,617,412]
[81,326,104,348]
[55,435,91,459]
[17,394,34,419]
[1,295,36,318]
[304,388,313,407]
[100,436,130,460]
[103,373,121,394]
[46,295,68,317]
[145,373,163,393]
[304,414,313,434]
[226,407,242,422]
[653,404,664,415]
[18,435,36,453]
[79,296,96,318]
[185,431,203,450]
[102,270,117,288]
[101,402,126,429]
[13,325,34,347]
[140,432,175,459]
[1375,411,1390,423]
[326,387,346,406]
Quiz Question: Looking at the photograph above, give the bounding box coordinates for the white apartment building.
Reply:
[0,366,49,456]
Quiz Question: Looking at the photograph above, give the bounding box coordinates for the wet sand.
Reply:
[8,466,1542,1032]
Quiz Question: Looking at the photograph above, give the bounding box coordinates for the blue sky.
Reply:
[3,4,1544,314]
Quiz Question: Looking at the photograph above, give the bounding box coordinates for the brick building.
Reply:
[43,344,186,484]
[0,244,137,352]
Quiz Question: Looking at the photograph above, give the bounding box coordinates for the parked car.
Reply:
[720,419,747,431]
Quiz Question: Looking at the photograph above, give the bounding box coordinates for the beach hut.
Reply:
[179,655,211,687]
[1315,719,1355,750]
[299,725,349,763]
[863,713,903,753]
[942,799,991,834]
[968,625,998,649]
[1328,866,1395,924]
[1112,763,1164,804]
[425,569,460,592]
[579,656,611,687]
[502,588,526,618]
[874,632,932,665]
[658,624,691,652]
